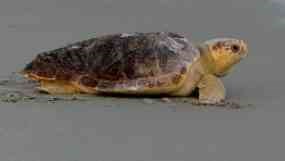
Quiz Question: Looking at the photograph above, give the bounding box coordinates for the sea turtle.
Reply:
[21,32,248,104]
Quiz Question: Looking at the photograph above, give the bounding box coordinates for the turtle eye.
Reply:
[231,44,240,53]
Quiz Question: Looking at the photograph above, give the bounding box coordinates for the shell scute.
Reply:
[23,32,200,92]
[80,76,98,87]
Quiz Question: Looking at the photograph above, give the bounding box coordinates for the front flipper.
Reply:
[198,74,226,104]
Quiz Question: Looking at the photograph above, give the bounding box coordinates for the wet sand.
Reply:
[0,0,285,161]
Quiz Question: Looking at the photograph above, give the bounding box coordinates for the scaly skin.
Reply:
[172,38,248,103]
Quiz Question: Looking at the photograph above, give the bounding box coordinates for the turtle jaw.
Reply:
[202,38,249,77]
[239,40,248,58]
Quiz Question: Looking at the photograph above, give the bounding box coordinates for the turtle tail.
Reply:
[21,62,33,73]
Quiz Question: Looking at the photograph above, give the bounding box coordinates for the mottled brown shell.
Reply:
[22,32,200,91]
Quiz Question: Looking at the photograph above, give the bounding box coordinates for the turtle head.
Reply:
[201,38,248,77]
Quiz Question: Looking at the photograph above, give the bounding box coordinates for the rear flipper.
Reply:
[38,80,82,94]
[71,75,98,94]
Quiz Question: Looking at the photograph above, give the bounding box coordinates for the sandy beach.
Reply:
[0,0,284,160]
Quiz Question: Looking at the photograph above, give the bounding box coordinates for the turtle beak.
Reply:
[240,40,248,58]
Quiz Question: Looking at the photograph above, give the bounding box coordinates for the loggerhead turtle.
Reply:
[21,32,248,104]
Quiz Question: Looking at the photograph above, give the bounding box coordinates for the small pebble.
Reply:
[71,95,78,101]
[190,99,201,105]
[0,80,9,85]
[1,92,23,103]
[70,95,86,101]
[143,98,154,104]
[247,103,254,107]
[181,98,191,103]
[23,95,36,101]
[48,97,61,102]
[226,101,241,109]
[161,97,172,103]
